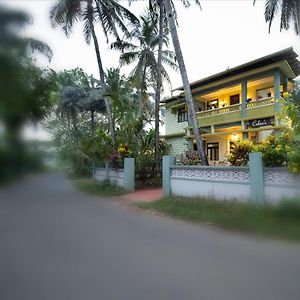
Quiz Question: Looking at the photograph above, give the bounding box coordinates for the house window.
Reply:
[207,142,219,161]
[207,99,218,110]
[178,108,188,123]
[256,86,273,100]
[230,94,240,105]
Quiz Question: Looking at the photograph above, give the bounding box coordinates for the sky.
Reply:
[3,0,300,139]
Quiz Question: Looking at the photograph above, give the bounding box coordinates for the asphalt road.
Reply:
[1,173,300,300]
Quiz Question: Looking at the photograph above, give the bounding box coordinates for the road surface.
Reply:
[1,173,300,300]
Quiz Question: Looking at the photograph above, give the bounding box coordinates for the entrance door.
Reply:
[230,94,240,105]
[207,142,219,161]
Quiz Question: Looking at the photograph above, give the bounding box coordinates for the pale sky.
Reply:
[3,0,300,139]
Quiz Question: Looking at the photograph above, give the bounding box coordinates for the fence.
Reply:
[94,157,135,192]
[163,153,300,205]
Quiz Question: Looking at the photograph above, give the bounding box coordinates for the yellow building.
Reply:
[162,48,300,163]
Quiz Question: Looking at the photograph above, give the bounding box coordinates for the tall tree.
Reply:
[163,0,208,165]
[254,0,300,35]
[0,5,56,181]
[50,0,139,150]
[112,12,177,113]
[154,0,164,167]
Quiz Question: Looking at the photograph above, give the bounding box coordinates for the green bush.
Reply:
[228,140,255,166]
[70,149,92,177]
[256,133,289,167]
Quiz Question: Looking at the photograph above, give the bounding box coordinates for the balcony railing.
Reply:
[196,97,274,118]
[246,97,274,108]
[197,103,241,118]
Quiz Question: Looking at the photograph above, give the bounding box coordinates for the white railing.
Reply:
[196,97,275,118]
[246,97,274,109]
[196,103,241,118]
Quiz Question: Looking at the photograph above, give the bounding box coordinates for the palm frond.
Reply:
[25,38,53,62]
[119,51,140,66]
[50,0,82,37]
[111,40,138,52]
[265,0,280,33]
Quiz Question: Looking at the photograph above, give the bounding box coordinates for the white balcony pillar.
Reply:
[274,70,281,112]
[241,80,247,117]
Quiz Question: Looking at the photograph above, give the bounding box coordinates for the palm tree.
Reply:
[162,0,208,165]
[104,68,143,150]
[154,0,164,167]
[112,12,177,113]
[50,0,139,150]
[254,0,300,35]
[78,87,106,134]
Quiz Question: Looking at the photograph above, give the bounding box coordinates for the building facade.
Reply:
[161,48,300,163]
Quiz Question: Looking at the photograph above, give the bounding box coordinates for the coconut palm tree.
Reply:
[163,0,208,165]
[135,0,208,165]
[112,10,176,167]
[254,0,300,35]
[153,0,164,167]
[50,0,139,150]
[111,12,177,113]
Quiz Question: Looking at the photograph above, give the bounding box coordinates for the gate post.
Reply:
[124,158,135,192]
[249,152,264,205]
[163,156,175,197]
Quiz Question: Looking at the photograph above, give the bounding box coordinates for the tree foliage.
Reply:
[0,5,57,183]
[254,0,300,35]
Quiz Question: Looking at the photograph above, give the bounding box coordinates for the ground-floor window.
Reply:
[207,142,219,160]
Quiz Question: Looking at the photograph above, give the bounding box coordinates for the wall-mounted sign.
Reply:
[248,118,272,128]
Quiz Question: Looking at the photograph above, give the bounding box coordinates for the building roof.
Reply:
[162,47,300,104]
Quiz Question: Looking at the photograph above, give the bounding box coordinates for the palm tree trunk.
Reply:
[138,66,147,115]
[163,0,208,165]
[155,0,164,168]
[87,0,116,150]
[91,109,95,133]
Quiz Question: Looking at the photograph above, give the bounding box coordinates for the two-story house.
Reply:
[161,47,300,162]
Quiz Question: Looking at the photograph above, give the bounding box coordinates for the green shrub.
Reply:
[228,140,255,166]
[70,149,92,177]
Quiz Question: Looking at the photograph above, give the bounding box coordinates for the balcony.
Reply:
[196,97,276,127]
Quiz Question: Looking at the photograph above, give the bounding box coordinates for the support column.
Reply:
[249,152,264,205]
[124,158,135,192]
[163,156,175,197]
[241,80,247,117]
[241,121,247,140]
[274,70,281,112]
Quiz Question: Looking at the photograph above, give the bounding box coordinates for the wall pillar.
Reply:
[274,70,281,112]
[249,152,264,205]
[241,80,247,117]
[105,161,109,181]
[124,158,135,192]
[163,156,175,197]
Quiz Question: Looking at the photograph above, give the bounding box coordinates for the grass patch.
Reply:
[137,197,300,241]
[72,178,126,197]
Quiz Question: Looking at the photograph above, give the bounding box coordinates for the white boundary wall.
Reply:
[169,165,300,205]
[264,168,300,204]
[93,158,135,192]
[170,166,250,202]
[94,167,124,188]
